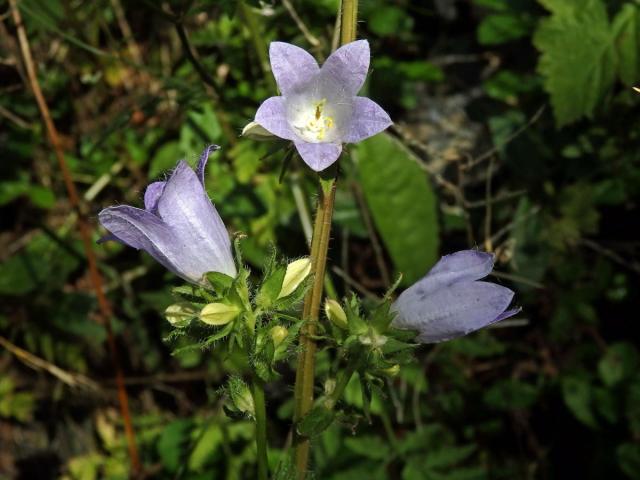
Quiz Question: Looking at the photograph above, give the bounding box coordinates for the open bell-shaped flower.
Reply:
[98,145,236,284]
[391,250,520,343]
[253,40,392,171]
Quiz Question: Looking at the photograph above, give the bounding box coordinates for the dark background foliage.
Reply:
[1,0,639,478]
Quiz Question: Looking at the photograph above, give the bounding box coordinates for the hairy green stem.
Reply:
[324,358,360,410]
[292,1,359,478]
[252,376,269,480]
[293,177,337,478]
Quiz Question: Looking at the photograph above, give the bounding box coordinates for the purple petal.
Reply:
[342,97,392,143]
[98,205,182,277]
[392,281,515,343]
[269,42,320,96]
[429,250,495,283]
[408,250,495,298]
[294,141,342,171]
[196,144,220,185]
[321,40,370,97]
[494,307,521,323]
[144,181,166,212]
[255,97,297,141]
[157,161,236,278]
[97,233,122,245]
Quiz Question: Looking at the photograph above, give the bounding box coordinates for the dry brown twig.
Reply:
[0,336,101,391]
[281,0,321,49]
[8,0,141,473]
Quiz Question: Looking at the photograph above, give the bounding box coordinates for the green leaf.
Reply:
[625,376,640,436]
[423,444,477,469]
[562,376,598,428]
[617,443,640,479]
[344,435,389,460]
[205,271,235,295]
[149,141,181,179]
[356,133,439,285]
[297,406,335,438]
[533,0,616,126]
[483,379,539,410]
[188,422,223,471]
[157,420,193,473]
[0,232,80,295]
[598,342,639,387]
[27,185,55,209]
[256,265,286,309]
[593,387,619,424]
[477,13,532,45]
[612,4,640,86]
[368,6,412,36]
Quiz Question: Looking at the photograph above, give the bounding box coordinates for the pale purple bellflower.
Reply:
[392,250,520,343]
[98,145,236,284]
[254,40,392,171]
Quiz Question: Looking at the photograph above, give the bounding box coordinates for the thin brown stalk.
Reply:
[0,335,101,391]
[9,1,140,473]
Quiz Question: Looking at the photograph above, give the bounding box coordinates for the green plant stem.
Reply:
[293,177,337,478]
[339,0,358,46]
[292,2,359,478]
[379,408,402,458]
[252,376,269,480]
[325,358,360,410]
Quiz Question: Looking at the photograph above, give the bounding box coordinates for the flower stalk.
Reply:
[252,375,269,480]
[292,1,359,476]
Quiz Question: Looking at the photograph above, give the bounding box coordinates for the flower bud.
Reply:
[228,376,254,416]
[269,326,288,347]
[200,302,240,326]
[241,121,276,141]
[324,299,348,330]
[164,302,198,327]
[380,364,400,377]
[324,378,336,396]
[278,258,312,299]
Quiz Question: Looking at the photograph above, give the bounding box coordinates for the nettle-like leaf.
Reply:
[612,3,640,86]
[297,406,336,437]
[356,132,439,285]
[533,0,616,126]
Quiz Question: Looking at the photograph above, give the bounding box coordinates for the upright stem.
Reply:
[252,376,269,480]
[292,1,359,477]
[339,0,358,46]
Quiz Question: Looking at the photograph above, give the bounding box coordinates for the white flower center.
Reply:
[285,73,354,144]
[289,98,338,143]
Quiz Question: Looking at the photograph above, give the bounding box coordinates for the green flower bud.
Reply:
[278,257,312,299]
[324,378,336,396]
[380,364,400,377]
[269,326,288,347]
[324,299,348,330]
[164,302,197,327]
[200,302,240,326]
[228,376,254,416]
[241,121,276,141]
[359,331,388,348]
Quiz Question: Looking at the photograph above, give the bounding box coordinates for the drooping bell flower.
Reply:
[391,250,520,343]
[98,145,236,284]
[254,40,392,171]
